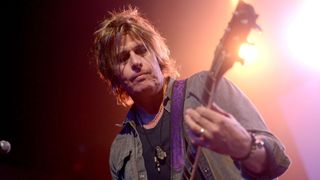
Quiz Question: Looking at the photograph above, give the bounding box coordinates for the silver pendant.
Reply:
[155,146,167,161]
[154,146,166,172]
[154,156,160,172]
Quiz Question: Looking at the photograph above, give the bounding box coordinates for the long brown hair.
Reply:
[94,7,179,106]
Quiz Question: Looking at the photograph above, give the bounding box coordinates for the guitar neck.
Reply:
[183,1,259,179]
[201,44,225,107]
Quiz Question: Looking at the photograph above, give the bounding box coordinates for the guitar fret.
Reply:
[188,152,195,162]
[182,146,194,179]
[183,170,190,180]
[182,141,201,179]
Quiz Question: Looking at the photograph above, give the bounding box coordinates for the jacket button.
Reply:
[139,174,145,179]
[204,168,209,173]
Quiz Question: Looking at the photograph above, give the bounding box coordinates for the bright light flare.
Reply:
[285,0,320,72]
[228,28,270,80]
[238,43,258,65]
[237,29,261,65]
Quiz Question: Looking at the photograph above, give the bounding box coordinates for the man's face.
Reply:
[114,34,164,98]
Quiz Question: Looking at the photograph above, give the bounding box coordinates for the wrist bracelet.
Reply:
[233,133,265,161]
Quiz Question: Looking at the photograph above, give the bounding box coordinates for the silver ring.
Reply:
[200,128,205,135]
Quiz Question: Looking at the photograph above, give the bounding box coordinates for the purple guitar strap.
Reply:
[170,79,215,179]
[171,79,186,172]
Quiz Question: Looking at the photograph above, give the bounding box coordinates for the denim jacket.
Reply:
[109,71,290,180]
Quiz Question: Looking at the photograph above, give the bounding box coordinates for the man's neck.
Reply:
[133,78,168,114]
[134,96,163,129]
[133,83,166,128]
[135,92,162,113]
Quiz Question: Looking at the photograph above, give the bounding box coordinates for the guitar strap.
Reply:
[171,79,215,179]
[171,79,187,172]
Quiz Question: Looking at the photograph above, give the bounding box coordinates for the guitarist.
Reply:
[93,7,290,180]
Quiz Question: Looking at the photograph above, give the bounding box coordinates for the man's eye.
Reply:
[118,52,130,63]
[135,45,147,55]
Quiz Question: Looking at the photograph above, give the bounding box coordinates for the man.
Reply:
[94,7,290,180]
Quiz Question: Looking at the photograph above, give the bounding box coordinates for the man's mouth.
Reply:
[130,72,148,82]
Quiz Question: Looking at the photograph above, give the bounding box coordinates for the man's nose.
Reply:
[129,51,142,71]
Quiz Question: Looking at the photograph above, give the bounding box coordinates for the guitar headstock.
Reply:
[212,0,260,80]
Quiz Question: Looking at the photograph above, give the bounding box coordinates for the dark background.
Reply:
[1,0,132,179]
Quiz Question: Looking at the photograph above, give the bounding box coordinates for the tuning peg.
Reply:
[254,24,262,32]
[238,58,245,65]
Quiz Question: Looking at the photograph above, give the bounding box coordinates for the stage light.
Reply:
[237,28,262,65]
[238,42,258,65]
[228,28,271,80]
[285,0,320,72]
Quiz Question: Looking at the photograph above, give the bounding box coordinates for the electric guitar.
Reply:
[183,1,260,179]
